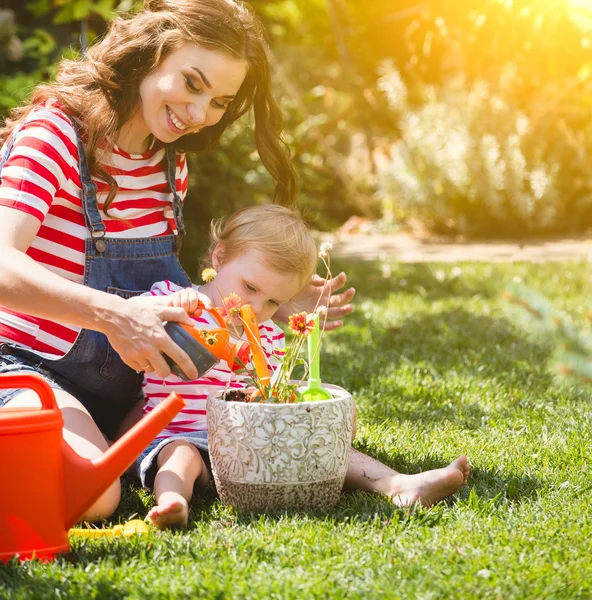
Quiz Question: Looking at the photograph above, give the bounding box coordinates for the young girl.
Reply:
[138,205,470,529]
[0,0,354,521]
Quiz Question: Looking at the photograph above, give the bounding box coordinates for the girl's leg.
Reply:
[5,389,121,522]
[147,440,209,529]
[345,449,470,507]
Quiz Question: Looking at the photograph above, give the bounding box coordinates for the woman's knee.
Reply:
[7,388,121,521]
[82,479,121,522]
[9,388,111,453]
[113,398,144,440]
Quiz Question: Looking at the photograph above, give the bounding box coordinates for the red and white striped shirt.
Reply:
[141,281,285,438]
[0,105,188,357]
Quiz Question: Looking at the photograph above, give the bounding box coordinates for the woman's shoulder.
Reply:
[1,103,80,187]
[23,103,76,130]
[16,104,79,151]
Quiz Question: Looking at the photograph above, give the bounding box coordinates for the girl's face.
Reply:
[209,248,303,325]
[127,42,247,147]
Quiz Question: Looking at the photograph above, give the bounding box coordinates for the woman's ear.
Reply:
[211,244,224,270]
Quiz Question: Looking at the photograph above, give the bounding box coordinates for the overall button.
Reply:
[95,239,107,253]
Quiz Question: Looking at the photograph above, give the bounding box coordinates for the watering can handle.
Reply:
[0,373,58,411]
[193,301,228,330]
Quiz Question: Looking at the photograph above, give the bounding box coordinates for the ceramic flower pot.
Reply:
[206,384,353,510]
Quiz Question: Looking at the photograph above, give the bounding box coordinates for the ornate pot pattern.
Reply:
[207,384,353,510]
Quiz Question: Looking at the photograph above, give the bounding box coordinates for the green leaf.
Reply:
[25,0,52,17]
[21,29,56,58]
[53,0,104,23]
[72,0,91,21]
[53,4,75,23]
[90,0,117,21]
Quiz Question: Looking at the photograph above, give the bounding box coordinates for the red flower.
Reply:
[288,312,315,336]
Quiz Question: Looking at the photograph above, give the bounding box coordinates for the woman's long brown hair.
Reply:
[0,0,297,212]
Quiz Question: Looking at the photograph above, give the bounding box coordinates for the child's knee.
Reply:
[157,439,202,467]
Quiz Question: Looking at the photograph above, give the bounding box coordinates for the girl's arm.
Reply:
[0,206,198,379]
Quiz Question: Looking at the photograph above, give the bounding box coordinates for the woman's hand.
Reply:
[275,271,355,331]
[100,293,206,380]
[0,208,207,380]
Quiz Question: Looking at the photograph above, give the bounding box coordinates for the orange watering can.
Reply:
[164,302,266,381]
[164,302,250,380]
[0,373,186,562]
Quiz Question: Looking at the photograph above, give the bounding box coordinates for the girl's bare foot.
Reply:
[457,455,471,484]
[147,492,189,529]
[386,456,470,508]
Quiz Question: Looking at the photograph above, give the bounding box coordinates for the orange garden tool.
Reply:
[239,304,271,386]
[0,373,185,562]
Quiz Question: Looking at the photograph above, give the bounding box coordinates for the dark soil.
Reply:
[222,389,251,403]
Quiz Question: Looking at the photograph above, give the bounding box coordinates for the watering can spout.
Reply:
[63,393,185,528]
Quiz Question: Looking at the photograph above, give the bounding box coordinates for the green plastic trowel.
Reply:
[300,313,333,400]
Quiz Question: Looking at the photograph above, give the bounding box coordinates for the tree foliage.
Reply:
[2,0,592,252]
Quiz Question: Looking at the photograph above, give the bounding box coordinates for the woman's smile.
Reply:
[166,106,189,133]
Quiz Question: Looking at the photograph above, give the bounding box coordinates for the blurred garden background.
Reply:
[2,0,592,277]
[3,4,592,597]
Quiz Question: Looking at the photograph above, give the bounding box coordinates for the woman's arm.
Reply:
[0,206,198,379]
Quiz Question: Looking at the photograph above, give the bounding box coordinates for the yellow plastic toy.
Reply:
[69,519,150,538]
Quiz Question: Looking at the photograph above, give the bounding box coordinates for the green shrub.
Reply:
[375,61,592,238]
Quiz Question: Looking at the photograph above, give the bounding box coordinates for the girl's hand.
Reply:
[159,287,212,315]
[275,271,356,332]
[100,294,203,380]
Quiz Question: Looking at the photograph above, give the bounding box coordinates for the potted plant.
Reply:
[205,243,354,510]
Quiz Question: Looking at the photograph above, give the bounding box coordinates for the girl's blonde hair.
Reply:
[0,0,297,213]
[209,205,318,292]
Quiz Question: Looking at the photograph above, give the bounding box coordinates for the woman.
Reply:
[0,0,355,520]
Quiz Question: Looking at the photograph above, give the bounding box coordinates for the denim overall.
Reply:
[0,119,192,438]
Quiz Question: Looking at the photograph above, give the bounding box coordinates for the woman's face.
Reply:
[133,42,248,145]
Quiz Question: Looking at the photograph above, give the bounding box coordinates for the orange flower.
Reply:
[288,312,315,336]
[223,293,243,319]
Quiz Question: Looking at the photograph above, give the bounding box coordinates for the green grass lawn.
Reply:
[2,260,592,599]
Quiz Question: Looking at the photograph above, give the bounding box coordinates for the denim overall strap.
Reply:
[165,144,186,251]
[5,124,192,438]
[0,125,22,182]
[70,121,107,247]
